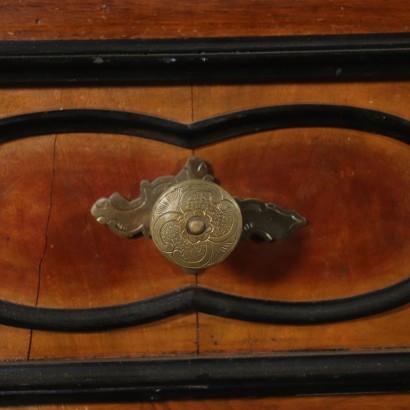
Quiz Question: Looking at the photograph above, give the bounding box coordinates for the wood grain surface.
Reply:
[0,81,408,410]
[192,82,410,120]
[197,128,410,353]
[14,394,410,410]
[0,1,409,41]
[0,82,409,359]
[197,128,410,301]
[28,134,197,359]
[29,86,197,360]
[0,89,62,359]
[0,1,409,407]
[193,82,410,353]
[0,87,198,360]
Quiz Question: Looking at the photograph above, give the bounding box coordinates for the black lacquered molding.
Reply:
[0,104,410,149]
[0,280,409,331]
[0,104,409,330]
[0,35,409,407]
[0,33,410,85]
[0,352,409,404]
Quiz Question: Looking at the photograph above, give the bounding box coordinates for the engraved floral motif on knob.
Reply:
[150,180,242,270]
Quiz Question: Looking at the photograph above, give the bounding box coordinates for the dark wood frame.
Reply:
[1,352,409,405]
[0,33,410,85]
[0,33,409,405]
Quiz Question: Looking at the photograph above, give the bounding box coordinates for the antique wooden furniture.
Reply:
[0,1,409,408]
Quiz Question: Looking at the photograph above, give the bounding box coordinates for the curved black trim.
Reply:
[0,352,409,404]
[0,33,410,85]
[0,104,410,149]
[0,104,409,330]
[1,279,409,331]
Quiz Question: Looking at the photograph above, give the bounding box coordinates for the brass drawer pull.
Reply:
[91,157,307,272]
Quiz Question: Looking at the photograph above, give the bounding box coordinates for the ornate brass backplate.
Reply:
[91,157,307,271]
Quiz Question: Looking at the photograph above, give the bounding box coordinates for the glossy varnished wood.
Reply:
[37,134,191,308]
[14,394,410,409]
[197,131,410,352]
[29,135,197,359]
[0,136,54,359]
[198,128,410,301]
[0,1,409,41]
[193,81,410,353]
[0,87,198,359]
[0,89,63,359]
[30,86,197,360]
[0,82,409,358]
[198,310,410,353]
[192,82,410,120]
[1,0,409,406]
[0,82,408,406]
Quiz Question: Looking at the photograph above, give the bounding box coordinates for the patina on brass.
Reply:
[91,157,213,238]
[91,156,307,272]
[186,216,207,235]
[151,179,243,270]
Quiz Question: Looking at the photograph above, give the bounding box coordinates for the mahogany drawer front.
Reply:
[0,82,407,410]
[0,83,409,361]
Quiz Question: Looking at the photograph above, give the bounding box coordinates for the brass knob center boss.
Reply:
[91,157,306,272]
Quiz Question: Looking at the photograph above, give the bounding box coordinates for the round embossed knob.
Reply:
[92,156,307,274]
[150,179,243,270]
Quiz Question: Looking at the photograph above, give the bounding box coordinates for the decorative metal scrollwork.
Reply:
[91,157,307,272]
[91,156,212,238]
